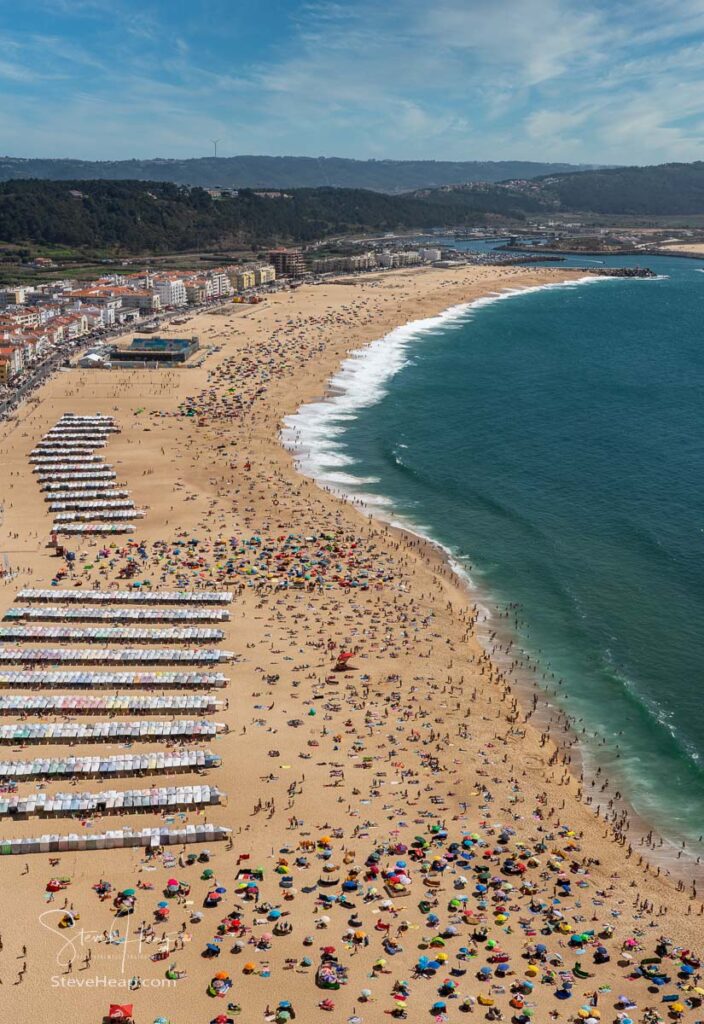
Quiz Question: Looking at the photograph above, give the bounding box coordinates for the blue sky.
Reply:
[2,0,704,164]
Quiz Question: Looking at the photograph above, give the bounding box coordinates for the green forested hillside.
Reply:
[2,161,704,255]
[0,179,526,252]
[535,161,704,215]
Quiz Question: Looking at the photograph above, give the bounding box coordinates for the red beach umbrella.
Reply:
[108,1006,134,1020]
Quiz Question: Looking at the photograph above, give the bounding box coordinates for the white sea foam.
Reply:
[281,270,704,864]
[320,472,381,486]
[282,275,607,493]
[281,274,611,615]
[345,491,394,508]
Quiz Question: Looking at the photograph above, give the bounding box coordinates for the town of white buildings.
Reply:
[0,262,276,386]
[0,245,448,387]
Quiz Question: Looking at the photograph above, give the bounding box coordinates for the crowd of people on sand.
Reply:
[12,752,704,1022]
[46,530,398,594]
[0,270,701,1024]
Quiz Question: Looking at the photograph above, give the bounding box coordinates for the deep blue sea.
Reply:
[283,245,704,855]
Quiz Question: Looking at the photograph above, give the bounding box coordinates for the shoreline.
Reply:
[0,261,701,1023]
[281,275,704,881]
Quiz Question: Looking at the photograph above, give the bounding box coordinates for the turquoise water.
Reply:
[283,251,704,854]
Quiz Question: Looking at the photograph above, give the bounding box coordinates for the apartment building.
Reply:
[0,287,29,307]
[119,290,162,312]
[310,253,378,274]
[53,313,89,340]
[268,248,306,277]
[154,277,188,308]
[377,250,421,268]
[208,270,232,299]
[254,264,276,286]
[186,282,207,305]
[234,269,256,292]
[0,345,24,383]
[2,306,40,329]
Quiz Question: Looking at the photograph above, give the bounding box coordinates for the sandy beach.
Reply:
[659,243,704,255]
[0,262,701,1024]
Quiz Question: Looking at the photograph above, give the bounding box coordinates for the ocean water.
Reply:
[283,249,704,855]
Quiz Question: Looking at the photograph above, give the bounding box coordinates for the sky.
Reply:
[1,0,704,165]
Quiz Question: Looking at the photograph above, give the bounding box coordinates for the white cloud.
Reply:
[2,0,704,163]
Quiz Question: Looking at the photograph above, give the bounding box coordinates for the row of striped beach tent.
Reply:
[54,523,135,535]
[57,413,116,422]
[33,448,107,459]
[0,670,228,687]
[0,823,231,855]
[0,625,225,642]
[42,480,121,492]
[5,606,230,623]
[34,436,107,444]
[0,694,220,714]
[48,490,130,503]
[41,471,117,482]
[45,437,115,443]
[33,456,104,466]
[0,647,232,663]
[18,588,233,603]
[34,415,138,533]
[34,440,106,450]
[0,749,221,778]
[0,785,222,817]
[0,719,224,742]
[49,499,135,511]
[44,427,116,436]
[54,509,144,523]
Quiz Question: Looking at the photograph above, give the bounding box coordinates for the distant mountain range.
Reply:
[0,155,601,192]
